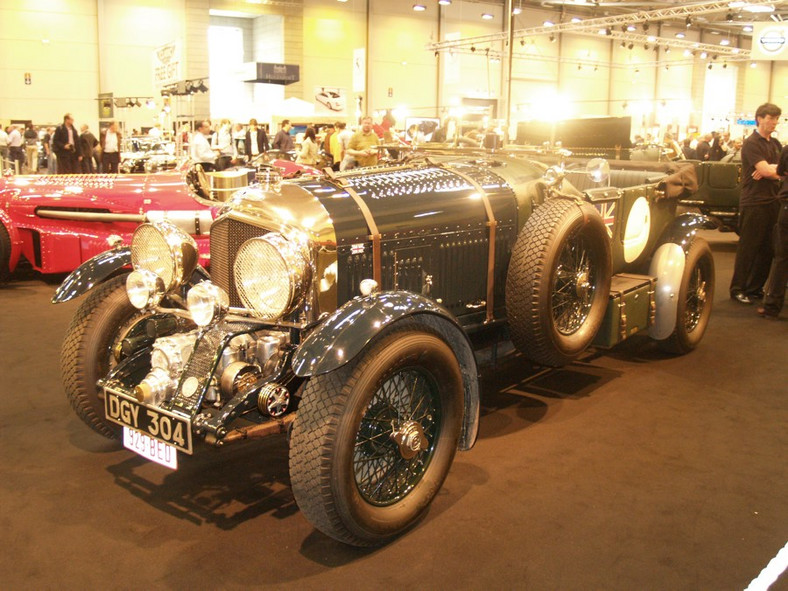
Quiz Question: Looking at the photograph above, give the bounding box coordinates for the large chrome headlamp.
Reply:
[234,233,310,320]
[126,269,165,310]
[131,222,198,291]
[187,281,230,327]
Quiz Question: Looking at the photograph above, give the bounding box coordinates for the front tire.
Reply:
[61,274,147,439]
[289,321,464,546]
[506,197,612,367]
[656,238,715,354]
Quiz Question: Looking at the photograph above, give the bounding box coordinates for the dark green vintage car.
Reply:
[53,153,715,546]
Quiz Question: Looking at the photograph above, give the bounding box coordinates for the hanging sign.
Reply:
[153,41,182,88]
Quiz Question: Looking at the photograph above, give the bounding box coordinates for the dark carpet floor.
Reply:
[0,229,785,590]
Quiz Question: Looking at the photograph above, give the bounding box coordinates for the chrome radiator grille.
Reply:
[210,217,268,307]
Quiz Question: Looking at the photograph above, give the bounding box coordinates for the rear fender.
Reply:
[658,212,718,254]
[0,209,23,273]
[648,242,685,340]
[292,291,480,451]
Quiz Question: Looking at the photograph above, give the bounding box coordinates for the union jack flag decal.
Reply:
[594,201,616,238]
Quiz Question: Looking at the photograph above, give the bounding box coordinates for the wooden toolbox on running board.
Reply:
[592,273,657,348]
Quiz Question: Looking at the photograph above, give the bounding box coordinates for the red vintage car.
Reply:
[0,158,320,282]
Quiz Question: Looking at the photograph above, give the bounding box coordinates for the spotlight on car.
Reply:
[187,281,230,327]
[126,269,166,310]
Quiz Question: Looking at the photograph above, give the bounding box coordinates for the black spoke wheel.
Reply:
[656,238,715,354]
[289,321,463,546]
[506,198,611,367]
[61,274,150,439]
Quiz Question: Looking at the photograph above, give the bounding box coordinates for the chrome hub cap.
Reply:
[390,420,429,460]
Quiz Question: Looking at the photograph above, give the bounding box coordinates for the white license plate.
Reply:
[123,427,178,470]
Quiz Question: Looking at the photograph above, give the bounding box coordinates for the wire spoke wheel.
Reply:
[289,321,464,546]
[552,231,596,335]
[354,368,440,506]
[683,265,707,332]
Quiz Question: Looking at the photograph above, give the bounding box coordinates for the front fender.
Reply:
[292,291,480,450]
[52,247,131,304]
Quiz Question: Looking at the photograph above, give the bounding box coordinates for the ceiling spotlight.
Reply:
[665,64,670,71]
[628,42,634,50]
[512,7,521,14]
[470,45,476,52]
[643,22,650,32]
[675,31,686,39]
[570,16,582,23]
[577,64,582,70]
[743,25,753,32]
[620,40,627,48]
[750,61,757,68]
[434,50,439,57]
[134,98,141,107]
[412,4,426,11]
[644,43,649,50]
[685,16,693,28]
[700,51,708,59]
[593,64,598,71]
[723,62,728,68]
[708,63,713,70]
[549,33,556,42]
[726,12,734,21]
[665,46,671,53]
[543,20,555,27]
[481,12,493,20]
[520,38,525,46]
[720,39,730,45]
[684,49,692,57]
[653,45,659,52]
[712,54,718,60]
[438,0,451,4]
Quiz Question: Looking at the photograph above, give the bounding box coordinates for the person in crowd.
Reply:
[663,133,685,160]
[231,122,246,162]
[244,118,268,163]
[53,114,80,174]
[757,144,788,318]
[191,120,216,171]
[695,133,712,161]
[681,137,697,160]
[296,126,319,166]
[23,124,38,173]
[721,138,743,163]
[330,121,350,171]
[730,102,783,305]
[42,126,56,174]
[212,119,234,171]
[0,125,8,164]
[7,125,25,172]
[271,119,295,152]
[322,123,335,166]
[99,121,121,173]
[79,124,98,173]
[344,116,380,170]
[709,131,726,161]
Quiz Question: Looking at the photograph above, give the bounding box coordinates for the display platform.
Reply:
[0,230,785,590]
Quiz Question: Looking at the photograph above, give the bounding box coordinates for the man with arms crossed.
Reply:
[730,103,782,304]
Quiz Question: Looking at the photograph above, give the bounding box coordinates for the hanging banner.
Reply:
[353,48,365,92]
[751,23,787,61]
[153,41,182,88]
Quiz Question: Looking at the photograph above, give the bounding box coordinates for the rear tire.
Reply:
[657,238,715,354]
[506,198,612,367]
[61,274,147,439]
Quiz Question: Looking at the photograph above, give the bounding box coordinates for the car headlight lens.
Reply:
[234,233,310,320]
[131,222,198,291]
[187,281,230,327]
[126,269,165,309]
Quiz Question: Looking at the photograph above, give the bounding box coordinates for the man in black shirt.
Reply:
[757,145,788,318]
[271,120,294,152]
[730,102,782,304]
